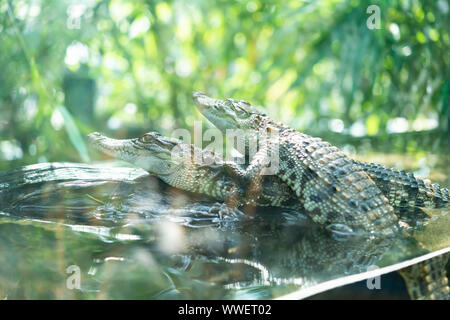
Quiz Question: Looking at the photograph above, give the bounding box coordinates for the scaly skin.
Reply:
[88,131,242,202]
[87,132,448,218]
[192,93,449,213]
[356,161,449,209]
[398,253,450,300]
[193,92,398,236]
[191,92,449,300]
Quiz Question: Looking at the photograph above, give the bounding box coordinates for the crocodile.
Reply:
[87,93,449,300]
[87,132,449,223]
[87,131,294,211]
[87,129,449,299]
[191,92,450,299]
[192,93,449,212]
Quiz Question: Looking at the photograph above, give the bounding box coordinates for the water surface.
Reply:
[0,157,448,299]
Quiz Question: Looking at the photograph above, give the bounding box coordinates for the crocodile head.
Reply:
[192,92,275,135]
[87,132,185,176]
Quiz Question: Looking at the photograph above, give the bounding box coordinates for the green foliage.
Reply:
[0,0,448,170]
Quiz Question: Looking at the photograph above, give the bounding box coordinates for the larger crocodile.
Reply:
[192,93,450,233]
[191,92,450,299]
[193,93,449,209]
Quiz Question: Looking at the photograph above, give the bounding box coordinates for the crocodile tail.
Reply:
[357,162,449,210]
[398,253,450,300]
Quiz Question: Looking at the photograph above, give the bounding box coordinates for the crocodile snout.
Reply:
[192,91,207,99]
[87,132,105,143]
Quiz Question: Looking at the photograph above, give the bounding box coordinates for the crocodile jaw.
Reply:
[192,92,240,133]
[87,132,174,175]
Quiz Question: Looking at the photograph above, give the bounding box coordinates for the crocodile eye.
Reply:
[139,133,154,143]
[234,106,249,118]
[239,100,251,107]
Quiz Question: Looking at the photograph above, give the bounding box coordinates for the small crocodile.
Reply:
[87,131,294,211]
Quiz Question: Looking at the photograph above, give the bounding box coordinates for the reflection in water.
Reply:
[0,163,447,299]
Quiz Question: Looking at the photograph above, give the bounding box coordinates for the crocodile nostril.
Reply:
[192,92,207,101]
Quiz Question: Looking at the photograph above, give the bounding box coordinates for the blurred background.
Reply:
[0,0,449,300]
[0,0,449,172]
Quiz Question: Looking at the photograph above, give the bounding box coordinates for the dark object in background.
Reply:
[63,65,96,125]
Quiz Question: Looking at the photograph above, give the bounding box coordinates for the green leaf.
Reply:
[56,106,90,163]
